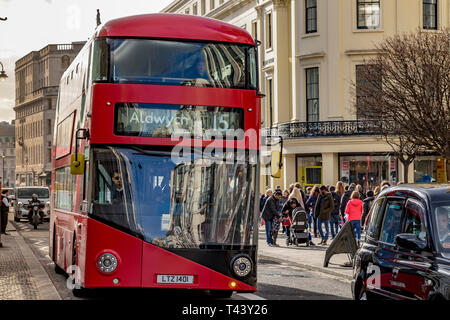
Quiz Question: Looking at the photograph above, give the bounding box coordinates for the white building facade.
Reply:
[163,0,450,191]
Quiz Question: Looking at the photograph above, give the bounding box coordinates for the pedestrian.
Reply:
[304,186,312,203]
[313,186,335,245]
[361,190,375,231]
[340,183,356,224]
[345,185,349,191]
[329,185,341,239]
[260,189,273,213]
[373,186,381,197]
[336,181,345,197]
[345,191,363,246]
[261,189,282,247]
[335,181,345,228]
[380,180,391,191]
[1,189,10,235]
[305,186,320,237]
[272,213,281,247]
[279,190,289,233]
[356,184,366,200]
[294,183,306,203]
[288,183,295,194]
[288,187,305,209]
[278,190,289,213]
[281,198,299,239]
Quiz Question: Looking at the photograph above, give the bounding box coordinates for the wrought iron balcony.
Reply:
[262,120,395,139]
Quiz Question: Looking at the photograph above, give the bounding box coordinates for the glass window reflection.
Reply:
[90,147,257,249]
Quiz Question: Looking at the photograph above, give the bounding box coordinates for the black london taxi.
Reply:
[352,184,450,300]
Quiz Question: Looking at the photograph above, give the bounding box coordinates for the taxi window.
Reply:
[367,198,384,239]
[380,199,405,244]
[433,204,450,251]
[403,199,427,241]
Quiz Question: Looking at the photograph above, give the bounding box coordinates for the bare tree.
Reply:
[353,29,450,181]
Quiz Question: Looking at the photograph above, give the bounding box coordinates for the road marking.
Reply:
[234,293,266,300]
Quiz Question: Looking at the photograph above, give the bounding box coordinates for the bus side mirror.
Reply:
[71,154,85,175]
[271,150,282,178]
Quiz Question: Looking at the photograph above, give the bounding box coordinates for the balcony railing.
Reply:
[262,120,396,139]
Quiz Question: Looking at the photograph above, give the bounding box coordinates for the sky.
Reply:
[0,0,174,122]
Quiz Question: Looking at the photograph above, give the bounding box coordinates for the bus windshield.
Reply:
[93,38,258,90]
[90,146,257,249]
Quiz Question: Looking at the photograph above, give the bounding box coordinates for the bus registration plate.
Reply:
[157,275,194,284]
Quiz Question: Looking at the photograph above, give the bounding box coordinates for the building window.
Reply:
[193,2,198,15]
[266,12,272,50]
[185,7,190,14]
[355,64,381,119]
[210,0,215,10]
[266,78,273,127]
[305,0,317,33]
[201,0,205,15]
[306,67,319,122]
[423,0,438,30]
[61,55,70,68]
[252,20,258,40]
[357,0,380,29]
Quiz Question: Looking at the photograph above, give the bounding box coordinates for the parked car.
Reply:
[352,184,450,300]
[12,186,50,222]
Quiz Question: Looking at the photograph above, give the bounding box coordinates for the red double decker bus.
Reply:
[49,14,263,297]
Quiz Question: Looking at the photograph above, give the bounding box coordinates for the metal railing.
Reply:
[262,120,396,139]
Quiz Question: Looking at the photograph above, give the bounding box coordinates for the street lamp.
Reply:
[0,61,7,81]
[1,154,5,187]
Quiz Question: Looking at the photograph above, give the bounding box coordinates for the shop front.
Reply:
[414,155,447,183]
[339,154,397,191]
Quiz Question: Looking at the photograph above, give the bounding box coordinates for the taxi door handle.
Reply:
[392,268,399,278]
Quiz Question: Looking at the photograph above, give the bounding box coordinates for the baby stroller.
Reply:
[286,207,310,247]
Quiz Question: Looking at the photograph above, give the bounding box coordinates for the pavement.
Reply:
[0,212,61,300]
[257,227,356,281]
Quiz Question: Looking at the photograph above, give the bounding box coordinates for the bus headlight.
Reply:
[231,255,252,278]
[18,202,23,207]
[97,253,118,274]
[45,201,50,208]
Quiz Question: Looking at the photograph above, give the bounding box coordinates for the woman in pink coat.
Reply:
[345,191,363,246]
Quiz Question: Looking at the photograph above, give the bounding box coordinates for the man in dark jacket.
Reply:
[329,186,341,239]
[261,189,282,246]
[260,189,273,213]
[1,189,10,235]
[361,190,375,231]
[314,186,335,245]
[340,183,356,222]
